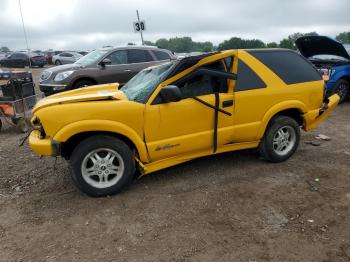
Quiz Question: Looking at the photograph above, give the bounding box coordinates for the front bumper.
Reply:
[29,130,60,156]
[40,83,67,95]
[303,94,340,131]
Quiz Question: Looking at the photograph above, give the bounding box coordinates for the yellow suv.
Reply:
[29,49,339,197]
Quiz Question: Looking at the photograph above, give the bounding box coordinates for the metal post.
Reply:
[136,10,144,45]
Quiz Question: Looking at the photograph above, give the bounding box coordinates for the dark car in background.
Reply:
[0,52,46,68]
[296,36,350,103]
[39,46,175,96]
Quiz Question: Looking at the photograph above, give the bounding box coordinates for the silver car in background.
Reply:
[52,52,83,65]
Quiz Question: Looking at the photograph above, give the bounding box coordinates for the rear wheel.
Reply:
[259,116,300,163]
[55,60,62,65]
[70,135,135,197]
[332,79,349,104]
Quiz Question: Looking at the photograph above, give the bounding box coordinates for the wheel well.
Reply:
[275,108,304,126]
[72,77,97,88]
[339,76,350,85]
[60,131,138,160]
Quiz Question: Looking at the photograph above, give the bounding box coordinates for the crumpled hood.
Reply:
[33,83,127,112]
[296,36,350,60]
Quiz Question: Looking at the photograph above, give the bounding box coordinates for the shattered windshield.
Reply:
[121,62,174,103]
[75,50,108,66]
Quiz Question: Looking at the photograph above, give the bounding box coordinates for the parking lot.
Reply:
[0,66,349,261]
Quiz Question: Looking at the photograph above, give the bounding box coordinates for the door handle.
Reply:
[124,69,131,72]
[222,100,233,108]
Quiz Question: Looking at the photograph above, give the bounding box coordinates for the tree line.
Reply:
[144,31,350,53]
[1,31,349,54]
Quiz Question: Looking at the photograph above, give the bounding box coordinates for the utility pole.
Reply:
[18,0,32,68]
[136,10,144,45]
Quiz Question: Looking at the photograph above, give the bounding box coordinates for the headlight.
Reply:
[40,70,52,81]
[54,70,74,81]
[31,116,46,139]
[319,68,335,82]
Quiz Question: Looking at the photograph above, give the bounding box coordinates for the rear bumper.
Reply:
[29,130,60,156]
[303,94,340,131]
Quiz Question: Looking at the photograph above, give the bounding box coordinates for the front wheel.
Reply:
[70,135,135,197]
[259,116,300,163]
[73,79,95,89]
[332,79,349,104]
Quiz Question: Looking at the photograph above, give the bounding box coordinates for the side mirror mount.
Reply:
[100,58,112,67]
[160,85,182,103]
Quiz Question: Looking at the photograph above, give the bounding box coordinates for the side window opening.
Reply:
[106,50,128,65]
[224,57,233,72]
[235,59,266,91]
[174,59,229,99]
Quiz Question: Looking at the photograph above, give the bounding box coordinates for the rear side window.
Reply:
[235,59,266,91]
[127,49,153,63]
[153,50,171,60]
[248,50,322,84]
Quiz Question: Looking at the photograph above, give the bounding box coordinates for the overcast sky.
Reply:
[0,0,349,51]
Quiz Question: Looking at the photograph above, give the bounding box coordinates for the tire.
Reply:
[259,116,300,163]
[73,79,95,89]
[55,60,62,65]
[332,79,349,104]
[18,118,29,133]
[70,135,135,197]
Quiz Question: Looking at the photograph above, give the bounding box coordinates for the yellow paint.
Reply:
[29,130,53,156]
[29,49,339,174]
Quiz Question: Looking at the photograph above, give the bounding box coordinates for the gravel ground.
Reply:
[0,67,349,262]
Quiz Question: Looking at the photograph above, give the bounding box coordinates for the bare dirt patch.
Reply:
[0,66,349,261]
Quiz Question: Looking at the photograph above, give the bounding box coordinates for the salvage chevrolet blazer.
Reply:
[29,49,339,197]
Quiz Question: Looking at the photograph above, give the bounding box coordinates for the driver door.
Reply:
[144,58,236,162]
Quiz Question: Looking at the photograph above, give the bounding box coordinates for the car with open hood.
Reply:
[296,35,350,103]
[29,49,339,197]
[39,46,175,96]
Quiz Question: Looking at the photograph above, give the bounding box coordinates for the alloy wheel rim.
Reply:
[81,148,124,189]
[272,126,296,156]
